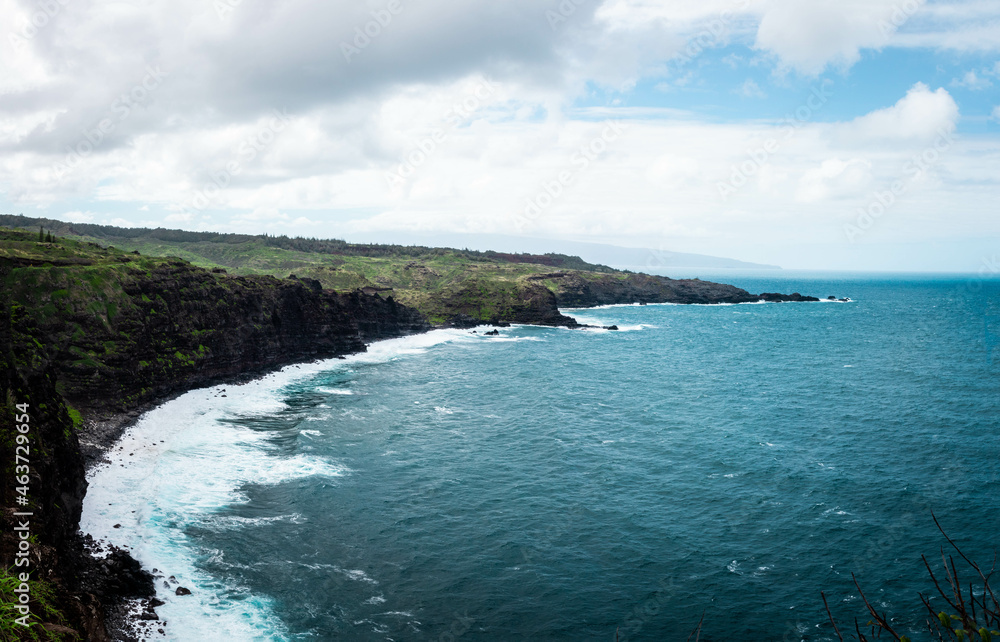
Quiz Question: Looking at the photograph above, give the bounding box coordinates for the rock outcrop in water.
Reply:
[758,292,821,302]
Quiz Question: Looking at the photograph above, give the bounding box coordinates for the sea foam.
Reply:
[80,329,476,641]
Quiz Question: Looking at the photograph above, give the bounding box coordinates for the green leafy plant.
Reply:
[0,568,70,640]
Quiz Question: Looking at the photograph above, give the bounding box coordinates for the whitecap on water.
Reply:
[204,514,306,531]
[80,328,549,639]
[344,569,379,584]
[82,404,344,639]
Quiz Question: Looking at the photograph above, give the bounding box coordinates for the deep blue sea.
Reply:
[81,272,1000,641]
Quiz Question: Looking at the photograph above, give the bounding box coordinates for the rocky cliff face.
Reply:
[432,272,775,327]
[2,261,138,641]
[1,234,820,639]
[534,272,820,308]
[437,279,581,328]
[1,255,430,640]
[540,272,757,307]
[13,260,429,416]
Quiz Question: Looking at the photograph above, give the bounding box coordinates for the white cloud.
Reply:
[736,78,767,98]
[592,0,969,79]
[644,154,702,188]
[892,2,1000,52]
[796,158,873,202]
[721,53,745,68]
[836,83,958,144]
[992,105,1000,122]
[1,78,993,262]
[951,70,992,90]
[754,0,918,74]
[1,1,999,270]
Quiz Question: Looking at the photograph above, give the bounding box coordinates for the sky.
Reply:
[1,0,999,272]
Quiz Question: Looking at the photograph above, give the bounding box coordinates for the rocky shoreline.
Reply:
[75,290,840,638]
[1,255,432,640]
[74,352,411,641]
[2,246,832,640]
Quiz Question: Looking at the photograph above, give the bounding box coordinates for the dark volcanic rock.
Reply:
[28,261,428,422]
[549,272,759,307]
[433,272,821,328]
[540,272,821,309]
[1,255,431,639]
[1,264,107,637]
[72,537,155,609]
[438,280,580,328]
[444,314,480,329]
[512,283,581,327]
[1,246,825,639]
[757,292,821,302]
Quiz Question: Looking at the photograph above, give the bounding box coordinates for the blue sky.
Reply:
[578,47,999,132]
[1,0,999,271]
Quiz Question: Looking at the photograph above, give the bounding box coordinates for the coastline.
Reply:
[3,232,831,638]
[1,250,434,639]
[76,356,379,472]
[85,298,864,639]
[79,327,502,638]
[78,297,841,637]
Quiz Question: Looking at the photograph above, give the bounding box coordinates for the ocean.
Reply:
[80,271,1000,640]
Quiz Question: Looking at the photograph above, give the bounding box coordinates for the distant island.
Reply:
[0,215,820,639]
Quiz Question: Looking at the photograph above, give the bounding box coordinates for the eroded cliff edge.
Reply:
[0,227,821,639]
[1,244,429,639]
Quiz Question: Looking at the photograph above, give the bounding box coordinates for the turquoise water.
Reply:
[82,273,1000,640]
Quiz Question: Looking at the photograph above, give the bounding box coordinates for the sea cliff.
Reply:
[0,226,820,639]
[1,236,429,639]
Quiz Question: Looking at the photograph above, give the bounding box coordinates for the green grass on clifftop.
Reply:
[0,217,625,324]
